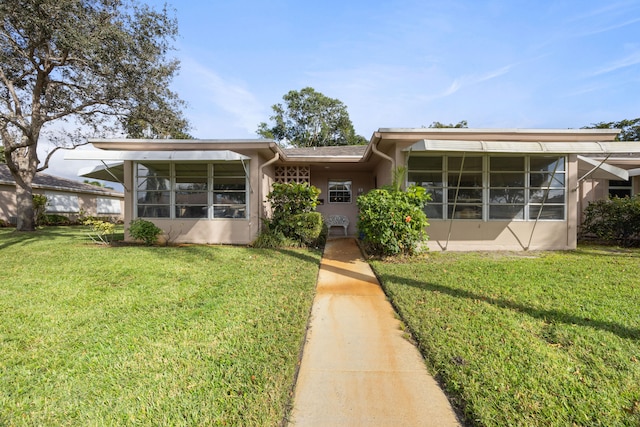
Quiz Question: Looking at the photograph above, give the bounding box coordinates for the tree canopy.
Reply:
[427,120,468,128]
[257,87,367,147]
[0,0,188,230]
[583,118,640,141]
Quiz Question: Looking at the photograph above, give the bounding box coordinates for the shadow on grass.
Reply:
[0,227,81,250]
[382,274,640,341]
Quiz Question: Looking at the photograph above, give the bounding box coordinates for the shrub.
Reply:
[290,212,324,246]
[84,219,116,245]
[32,194,47,226]
[267,182,320,234]
[43,214,72,226]
[128,219,163,246]
[581,195,640,246]
[255,182,322,248]
[357,184,430,256]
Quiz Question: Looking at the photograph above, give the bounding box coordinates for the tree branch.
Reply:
[37,140,92,172]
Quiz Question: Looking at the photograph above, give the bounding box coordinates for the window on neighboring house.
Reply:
[408,155,566,221]
[45,192,80,213]
[609,179,632,198]
[97,197,122,214]
[328,180,352,203]
[135,162,248,219]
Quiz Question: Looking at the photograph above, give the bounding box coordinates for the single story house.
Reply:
[0,164,124,225]
[65,128,640,250]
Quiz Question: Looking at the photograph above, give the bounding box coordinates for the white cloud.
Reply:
[425,64,514,101]
[589,51,640,76]
[177,56,267,137]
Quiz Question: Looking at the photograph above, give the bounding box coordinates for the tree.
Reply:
[257,87,367,147]
[427,120,468,128]
[583,118,640,141]
[1,0,187,231]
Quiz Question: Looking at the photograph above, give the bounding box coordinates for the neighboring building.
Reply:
[65,128,640,250]
[0,164,124,225]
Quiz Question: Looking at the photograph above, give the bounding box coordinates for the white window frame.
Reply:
[328,179,352,204]
[134,162,249,220]
[407,155,567,221]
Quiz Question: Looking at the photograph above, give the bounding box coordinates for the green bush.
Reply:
[290,212,324,246]
[357,184,430,256]
[44,214,72,226]
[255,182,323,248]
[128,219,163,246]
[581,195,640,246]
[267,182,320,234]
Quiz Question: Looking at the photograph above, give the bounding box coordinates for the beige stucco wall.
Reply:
[0,183,123,224]
[311,170,376,236]
[0,183,15,223]
[424,221,574,251]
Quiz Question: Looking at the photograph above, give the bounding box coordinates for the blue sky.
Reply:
[53,0,640,178]
[159,0,640,138]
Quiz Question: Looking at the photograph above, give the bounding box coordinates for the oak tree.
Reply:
[0,0,187,230]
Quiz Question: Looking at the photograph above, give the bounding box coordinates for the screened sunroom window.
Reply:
[408,155,566,221]
[136,163,171,218]
[135,162,247,219]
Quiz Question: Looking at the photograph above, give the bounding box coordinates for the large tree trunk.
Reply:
[15,178,35,231]
[6,138,39,232]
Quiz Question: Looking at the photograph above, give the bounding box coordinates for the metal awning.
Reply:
[65,149,250,161]
[577,155,629,181]
[78,163,125,182]
[403,140,640,154]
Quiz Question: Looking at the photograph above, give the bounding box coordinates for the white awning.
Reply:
[78,163,125,182]
[577,155,629,181]
[65,150,250,161]
[628,168,640,177]
[403,140,640,154]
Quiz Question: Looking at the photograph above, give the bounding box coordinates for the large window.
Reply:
[408,155,566,220]
[97,197,122,215]
[135,162,247,219]
[45,192,80,213]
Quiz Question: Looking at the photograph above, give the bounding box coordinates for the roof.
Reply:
[402,139,640,154]
[283,145,367,158]
[0,164,123,197]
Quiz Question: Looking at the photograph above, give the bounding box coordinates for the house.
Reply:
[0,164,124,225]
[65,128,640,250]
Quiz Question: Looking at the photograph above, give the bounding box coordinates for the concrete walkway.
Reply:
[288,238,461,426]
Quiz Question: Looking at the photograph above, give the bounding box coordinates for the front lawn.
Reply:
[0,227,321,426]
[371,247,640,426]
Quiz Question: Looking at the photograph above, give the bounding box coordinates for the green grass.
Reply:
[371,247,640,426]
[0,227,321,426]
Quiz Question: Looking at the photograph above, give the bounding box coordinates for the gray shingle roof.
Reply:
[283,145,367,158]
[0,164,123,196]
